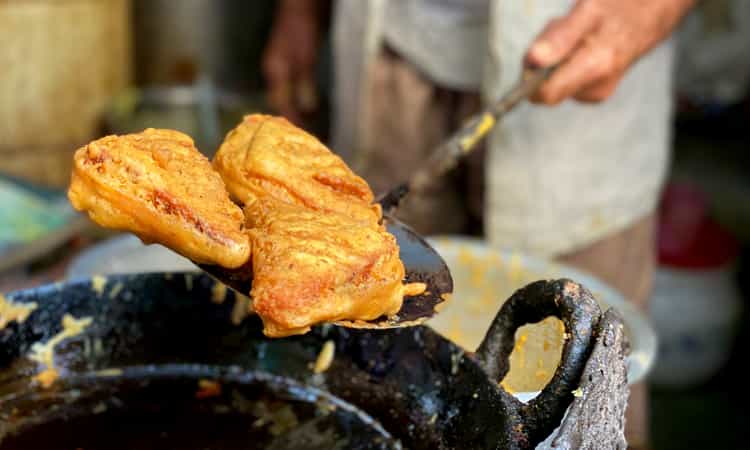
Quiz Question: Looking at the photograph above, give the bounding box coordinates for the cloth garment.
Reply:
[381,0,490,90]
[483,1,674,258]
[359,46,484,236]
[331,0,674,258]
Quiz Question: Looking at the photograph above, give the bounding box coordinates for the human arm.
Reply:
[262,0,328,123]
[526,0,697,104]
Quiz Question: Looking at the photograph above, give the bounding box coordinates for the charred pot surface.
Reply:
[318,326,522,450]
[474,279,603,447]
[0,370,400,450]
[0,273,626,450]
[550,309,629,450]
[0,273,510,449]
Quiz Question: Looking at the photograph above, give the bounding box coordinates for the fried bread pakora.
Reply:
[68,129,250,268]
[244,195,405,337]
[68,119,409,338]
[213,115,381,224]
[213,114,407,337]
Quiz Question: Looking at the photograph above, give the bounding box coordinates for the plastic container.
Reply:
[649,183,742,388]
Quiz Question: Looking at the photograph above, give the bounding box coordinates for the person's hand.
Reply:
[262,0,321,124]
[526,0,695,105]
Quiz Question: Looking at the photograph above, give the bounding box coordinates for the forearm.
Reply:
[265,0,331,122]
[642,0,697,52]
[276,0,329,19]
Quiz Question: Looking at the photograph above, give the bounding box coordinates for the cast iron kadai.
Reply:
[0,272,628,449]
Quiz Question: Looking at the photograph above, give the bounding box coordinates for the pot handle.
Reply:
[474,278,601,445]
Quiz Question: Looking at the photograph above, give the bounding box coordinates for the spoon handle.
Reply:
[377,65,557,213]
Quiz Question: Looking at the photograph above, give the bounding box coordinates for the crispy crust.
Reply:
[244,196,404,337]
[68,129,250,268]
[213,115,381,224]
[214,115,406,337]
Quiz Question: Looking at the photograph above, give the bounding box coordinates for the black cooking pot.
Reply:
[0,273,618,449]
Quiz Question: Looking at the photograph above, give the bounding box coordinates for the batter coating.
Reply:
[68,129,250,268]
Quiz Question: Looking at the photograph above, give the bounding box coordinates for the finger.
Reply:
[526,1,604,68]
[530,38,617,105]
[266,85,295,118]
[573,75,622,103]
[269,81,301,123]
[289,26,319,114]
[263,49,298,119]
[262,42,290,88]
[295,76,319,113]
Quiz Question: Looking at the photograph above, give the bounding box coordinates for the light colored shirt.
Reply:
[381,0,489,90]
[332,0,674,257]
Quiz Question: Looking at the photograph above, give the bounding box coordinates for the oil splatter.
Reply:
[91,275,107,296]
[29,314,93,388]
[313,340,336,374]
[0,294,37,330]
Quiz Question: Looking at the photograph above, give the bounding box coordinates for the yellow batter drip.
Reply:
[0,294,37,330]
[211,282,228,304]
[29,314,93,388]
[91,275,107,296]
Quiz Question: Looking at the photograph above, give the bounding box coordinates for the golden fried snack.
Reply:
[244,195,405,337]
[213,114,381,224]
[212,115,407,337]
[68,129,250,268]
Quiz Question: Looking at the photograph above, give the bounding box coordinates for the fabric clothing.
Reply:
[359,46,484,236]
[483,1,674,258]
[382,0,489,89]
[331,0,674,258]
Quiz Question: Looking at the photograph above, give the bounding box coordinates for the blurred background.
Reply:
[0,1,748,448]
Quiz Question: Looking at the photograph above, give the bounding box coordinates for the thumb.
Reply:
[526,1,603,67]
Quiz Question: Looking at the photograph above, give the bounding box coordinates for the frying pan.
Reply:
[0,272,623,449]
